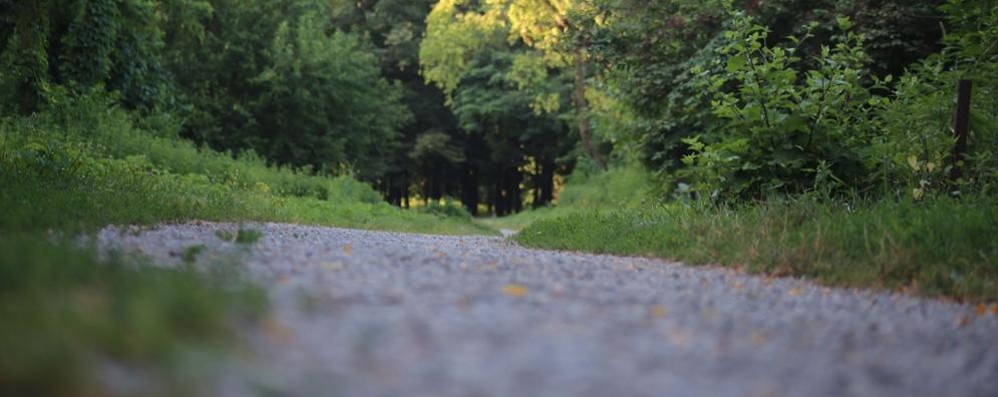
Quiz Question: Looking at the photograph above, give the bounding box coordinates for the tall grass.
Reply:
[516,197,998,302]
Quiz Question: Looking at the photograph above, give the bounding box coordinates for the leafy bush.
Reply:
[873,0,998,198]
[674,1,998,202]
[558,164,657,208]
[7,87,388,204]
[681,9,887,200]
[418,199,473,220]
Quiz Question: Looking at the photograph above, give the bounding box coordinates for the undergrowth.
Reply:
[516,196,998,302]
[0,92,496,236]
[483,165,654,231]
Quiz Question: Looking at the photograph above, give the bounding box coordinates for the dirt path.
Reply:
[98,222,998,397]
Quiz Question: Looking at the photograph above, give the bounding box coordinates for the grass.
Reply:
[0,236,266,396]
[215,228,264,244]
[480,165,654,233]
[0,96,497,236]
[516,197,998,303]
[0,91,493,395]
[499,164,998,302]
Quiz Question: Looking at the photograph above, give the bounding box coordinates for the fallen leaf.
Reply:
[263,316,296,345]
[748,331,770,345]
[957,315,971,327]
[502,283,528,297]
[456,296,472,310]
[321,261,344,271]
[666,327,692,348]
[975,303,988,316]
[788,287,803,297]
[649,305,668,319]
[435,251,446,258]
[992,304,998,316]
[342,244,352,254]
[277,275,290,285]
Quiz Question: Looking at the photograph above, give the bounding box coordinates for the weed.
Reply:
[215,228,264,244]
[181,244,207,264]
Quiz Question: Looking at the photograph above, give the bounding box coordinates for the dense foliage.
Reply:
[3,0,997,209]
[588,0,996,201]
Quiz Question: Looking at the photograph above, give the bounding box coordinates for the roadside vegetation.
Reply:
[2,0,997,393]
[517,198,998,302]
[513,0,998,302]
[0,91,491,395]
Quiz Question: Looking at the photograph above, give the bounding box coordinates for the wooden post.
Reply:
[950,80,972,186]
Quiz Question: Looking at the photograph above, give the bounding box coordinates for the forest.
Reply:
[2,0,998,394]
[3,0,997,212]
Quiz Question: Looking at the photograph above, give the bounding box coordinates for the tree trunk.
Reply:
[461,163,479,216]
[506,167,522,214]
[494,163,506,216]
[403,171,411,209]
[538,157,555,207]
[573,46,607,171]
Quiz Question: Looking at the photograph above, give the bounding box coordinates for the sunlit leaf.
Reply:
[502,283,528,297]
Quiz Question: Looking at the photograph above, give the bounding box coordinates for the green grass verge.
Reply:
[0,93,491,394]
[0,98,496,236]
[516,198,998,302]
[0,235,266,396]
[480,165,654,232]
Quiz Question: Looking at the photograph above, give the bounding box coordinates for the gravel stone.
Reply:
[97,222,998,397]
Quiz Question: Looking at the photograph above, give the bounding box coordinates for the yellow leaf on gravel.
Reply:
[649,305,668,319]
[975,303,988,316]
[342,244,352,254]
[788,287,803,297]
[502,283,528,297]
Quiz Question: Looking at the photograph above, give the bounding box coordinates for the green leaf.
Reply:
[726,55,747,72]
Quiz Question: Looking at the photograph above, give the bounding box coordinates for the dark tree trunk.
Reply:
[494,162,506,216]
[536,157,556,207]
[403,176,411,209]
[505,166,522,214]
[461,163,479,216]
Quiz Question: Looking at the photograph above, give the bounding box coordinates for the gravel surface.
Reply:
[97,222,998,397]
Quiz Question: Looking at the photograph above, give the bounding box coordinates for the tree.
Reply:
[168,0,408,177]
[0,0,188,113]
[421,0,607,170]
[330,0,468,208]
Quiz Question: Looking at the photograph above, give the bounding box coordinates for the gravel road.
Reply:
[97,222,998,397]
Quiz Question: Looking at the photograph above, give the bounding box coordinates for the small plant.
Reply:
[418,199,472,220]
[181,244,207,264]
[215,228,264,244]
